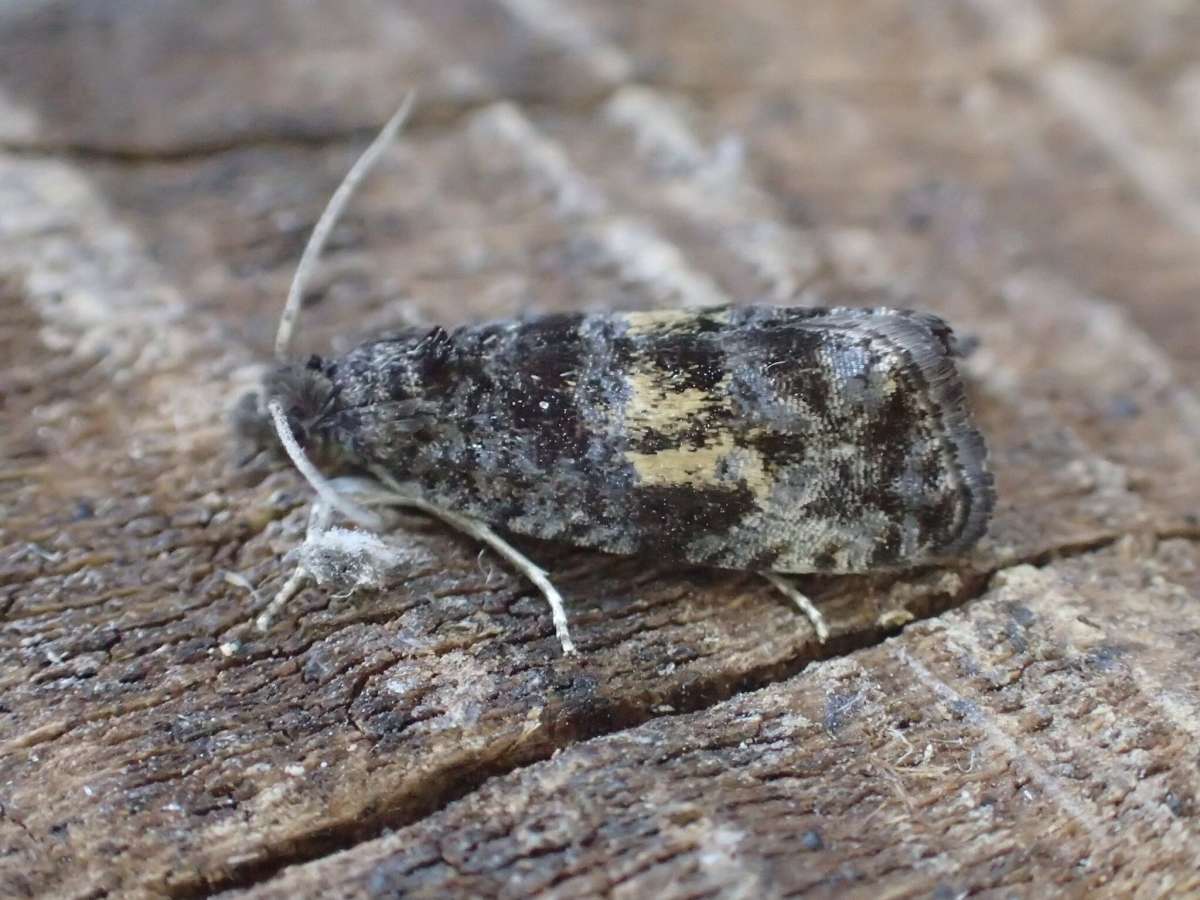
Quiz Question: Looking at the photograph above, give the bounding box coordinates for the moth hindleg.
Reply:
[760,572,829,642]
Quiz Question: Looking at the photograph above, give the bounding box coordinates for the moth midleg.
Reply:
[399,500,577,656]
[368,468,578,654]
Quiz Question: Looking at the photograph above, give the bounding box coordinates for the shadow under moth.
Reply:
[237,96,995,655]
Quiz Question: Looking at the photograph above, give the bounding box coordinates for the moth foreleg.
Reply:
[256,497,334,631]
[257,564,311,632]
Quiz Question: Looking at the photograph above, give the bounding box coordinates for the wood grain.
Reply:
[1,2,1198,897]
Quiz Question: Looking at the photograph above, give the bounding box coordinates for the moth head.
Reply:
[233,355,343,467]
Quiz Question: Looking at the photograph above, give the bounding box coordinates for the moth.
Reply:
[239,97,994,654]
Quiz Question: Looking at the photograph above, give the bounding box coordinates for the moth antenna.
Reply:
[275,91,417,361]
[268,398,383,530]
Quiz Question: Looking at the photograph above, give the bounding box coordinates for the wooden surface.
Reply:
[2,2,1199,897]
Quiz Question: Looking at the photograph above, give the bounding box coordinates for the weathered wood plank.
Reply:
[236,540,1200,899]
[1,1,1199,898]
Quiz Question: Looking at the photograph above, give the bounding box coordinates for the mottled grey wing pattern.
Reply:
[319,306,993,573]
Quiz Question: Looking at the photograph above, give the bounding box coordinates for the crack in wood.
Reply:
[153,527,1200,898]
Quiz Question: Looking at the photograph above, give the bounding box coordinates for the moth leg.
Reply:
[353,473,579,656]
[407,503,578,656]
[760,573,830,642]
[256,499,334,632]
[256,462,579,653]
[256,565,310,632]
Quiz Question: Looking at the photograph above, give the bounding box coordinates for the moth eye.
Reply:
[287,415,308,447]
